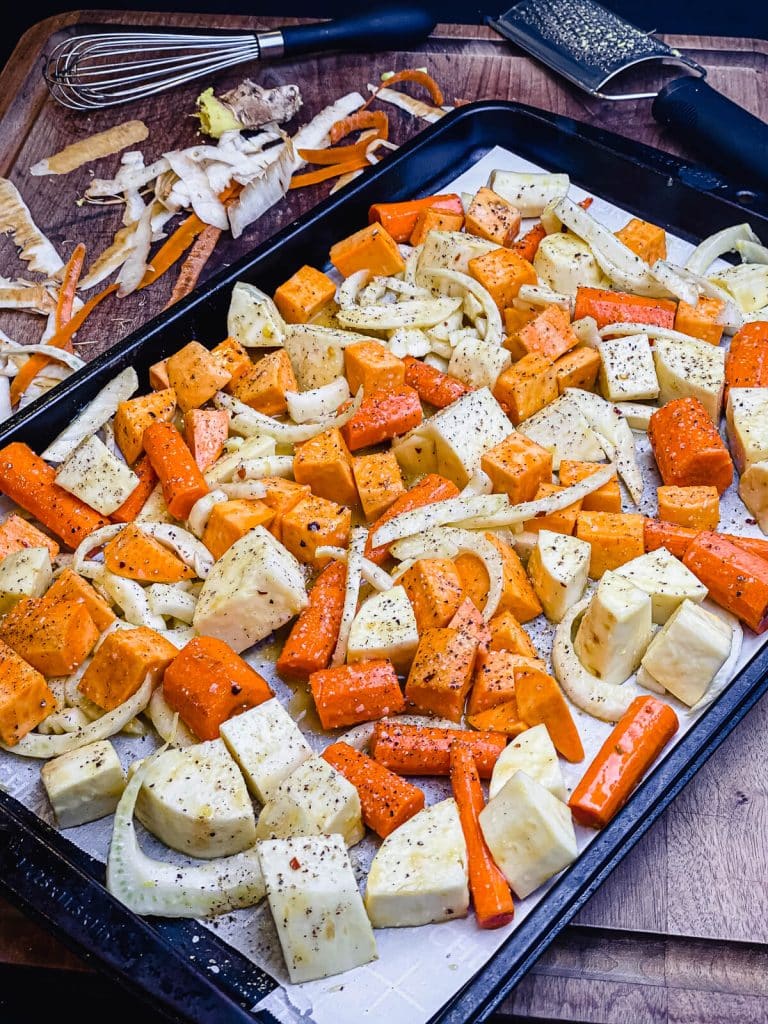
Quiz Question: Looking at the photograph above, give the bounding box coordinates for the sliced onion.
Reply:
[331,526,365,666]
[3,678,153,758]
[41,368,138,463]
[187,489,227,539]
[517,283,573,313]
[564,388,643,504]
[422,268,503,347]
[736,238,768,264]
[314,544,394,592]
[685,223,761,275]
[147,583,197,624]
[146,689,198,747]
[388,328,430,358]
[0,376,11,424]
[106,752,265,917]
[336,269,369,309]
[73,524,124,572]
[215,386,364,444]
[597,322,718,346]
[236,456,294,480]
[220,481,269,500]
[571,315,601,348]
[1,342,84,372]
[460,468,494,496]
[651,260,700,306]
[337,296,462,331]
[100,572,166,630]
[286,377,351,423]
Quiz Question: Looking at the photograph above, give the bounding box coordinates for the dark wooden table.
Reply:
[0,13,767,1023]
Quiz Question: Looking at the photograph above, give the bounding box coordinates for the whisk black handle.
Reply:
[653,77,768,190]
[279,4,437,58]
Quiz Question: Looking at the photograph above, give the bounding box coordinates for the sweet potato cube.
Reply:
[45,569,115,632]
[481,432,553,503]
[0,596,100,677]
[469,248,536,311]
[166,341,231,413]
[104,523,194,584]
[405,626,477,721]
[525,482,582,535]
[465,187,521,247]
[493,353,557,425]
[115,388,176,465]
[468,651,545,714]
[575,510,646,578]
[657,485,720,532]
[489,611,538,657]
[149,359,170,391]
[553,348,601,393]
[79,626,177,711]
[274,265,336,324]
[401,558,463,631]
[202,500,275,561]
[0,639,54,745]
[456,535,542,623]
[455,552,491,614]
[674,297,725,346]
[344,341,406,395]
[260,478,311,543]
[614,217,667,265]
[467,700,527,736]
[280,494,351,565]
[183,408,229,472]
[352,450,405,521]
[0,514,59,561]
[213,336,252,384]
[503,306,538,337]
[341,385,423,452]
[559,461,622,514]
[330,223,405,278]
[514,305,579,362]
[409,207,464,246]
[228,349,297,416]
[293,428,357,508]
[449,597,492,654]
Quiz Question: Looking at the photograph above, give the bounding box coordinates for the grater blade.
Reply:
[489,0,705,100]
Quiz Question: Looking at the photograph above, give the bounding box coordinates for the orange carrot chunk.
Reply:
[276,560,347,680]
[573,286,676,329]
[163,635,273,740]
[0,442,110,549]
[682,531,768,634]
[644,518,768,564]
[403,356,470,408]
[514,665,585,763]
[323,741,425,838]
[569,695,679,828]
[340,384,422,451]
[450,740,515,929]
[365,473,460,565]
[368,194,464,242]
[511,222,547,262]
[142,421,209,520]
[111,454,157,524]
[725,322,768,392]
[648,397,733,495]
[370,721,506,778]
[310,658,405,730]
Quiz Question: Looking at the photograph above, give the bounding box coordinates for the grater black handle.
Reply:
[652,77,768,190]
[280,4,437,58]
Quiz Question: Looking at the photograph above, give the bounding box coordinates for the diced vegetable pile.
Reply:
[1,168,767,986]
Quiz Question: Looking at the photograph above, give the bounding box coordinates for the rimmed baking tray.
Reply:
[1,100,767,1024]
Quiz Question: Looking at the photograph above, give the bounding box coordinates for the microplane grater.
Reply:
[488,0,705,100]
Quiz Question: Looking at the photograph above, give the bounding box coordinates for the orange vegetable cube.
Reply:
[401,557,464,631]
[149,359,170,391]
[104,524,194,583]
[553,347,601,394]
[525,482,582,535]
[405,626,477,721]
[79,626,177,711]
[481,432,553,503]
[293,427,357,508]
[468,651,545,714]
[280,494,351,565]
[166,341,231,413]
[352,450,405,521]
[614,217,667,265]
[559,461,622,514]
[454,552,491,613]
[330,223,405,278]
[344,341,405,395]
[456,535,542,623]
[183,408,229,472]
[45,569,115,632]
[213,336,252,384]
[0,639,54,745]
[341,385,423,452]
[657,485,720,532]
[274,265,336,324]
[114,388,177,465]
[489,611,537,657]
[310,659,404,730]
[0,596,99,677]
[260,478,311,543]
[202,499,275,561]
[449,597,492,654]
[465,187,521,246]
[409,206,464,246]
[467,701,527,736]
[468,248,536,311]
[515,664,584,762]
[503,305,538,337]
[575,510,646,578]
[513,305,579,362]
[674,297,725,346]
[228,349,297,417]
[0,514,59,561]
[492,353,557,425]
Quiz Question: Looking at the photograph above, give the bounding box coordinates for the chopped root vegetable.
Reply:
[277,560,347,680]
[682,532,768,634]
[371,720,506,778]
[311,659,405,730]
[164,224,222,308]
[31,121,149,176]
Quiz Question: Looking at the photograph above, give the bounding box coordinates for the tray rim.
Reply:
[1,99,767,1024]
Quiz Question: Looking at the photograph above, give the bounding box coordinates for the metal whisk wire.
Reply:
[44,31,263,110]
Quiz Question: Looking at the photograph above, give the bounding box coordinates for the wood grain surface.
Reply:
[0,12,767,1024]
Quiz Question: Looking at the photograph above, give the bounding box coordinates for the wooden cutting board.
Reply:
[0,13,767,1023]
